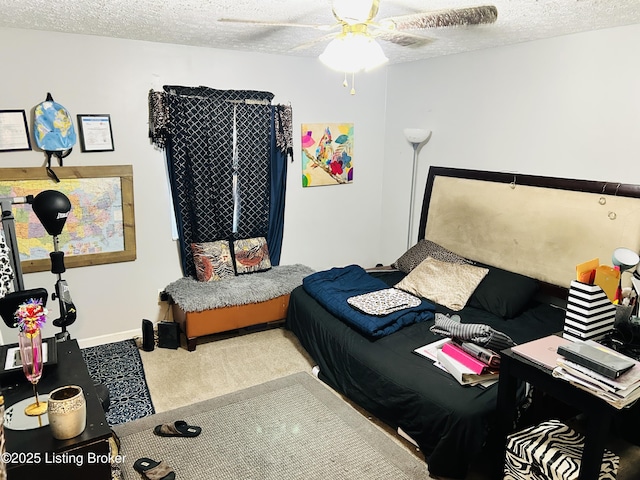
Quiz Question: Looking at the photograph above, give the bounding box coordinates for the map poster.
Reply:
[0,166,136,273]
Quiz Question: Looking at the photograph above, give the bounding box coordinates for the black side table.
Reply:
[496,347,615,480]
[2,339,112,480]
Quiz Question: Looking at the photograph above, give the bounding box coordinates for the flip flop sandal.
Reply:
[133,458,175,480]
[153,420,202,438]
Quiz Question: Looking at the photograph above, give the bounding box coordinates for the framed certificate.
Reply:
[0,110,31,152]
[77,114,115,152]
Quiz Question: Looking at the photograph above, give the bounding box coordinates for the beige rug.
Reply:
[113,372,429,479]
[137,327,316,413]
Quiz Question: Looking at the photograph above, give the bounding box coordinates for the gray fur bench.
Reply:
[164,264,314,350]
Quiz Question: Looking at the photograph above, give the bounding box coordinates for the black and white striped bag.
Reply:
[430,313,515,352]
[504,419,618,480]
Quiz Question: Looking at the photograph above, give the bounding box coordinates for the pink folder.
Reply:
[441,342,488,374]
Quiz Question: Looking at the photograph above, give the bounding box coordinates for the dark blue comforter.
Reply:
[302,265,435,338]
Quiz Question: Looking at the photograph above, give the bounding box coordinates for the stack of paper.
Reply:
[553,340,640,409]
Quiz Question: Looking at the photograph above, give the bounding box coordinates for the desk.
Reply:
[496,347,615,480]
[1,339,112,480]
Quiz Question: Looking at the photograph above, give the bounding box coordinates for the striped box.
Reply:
[504,420,618,480]
[563,281,616,342]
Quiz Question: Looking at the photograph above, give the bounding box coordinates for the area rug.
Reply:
[81,339,155,426]
[113,372,428,479]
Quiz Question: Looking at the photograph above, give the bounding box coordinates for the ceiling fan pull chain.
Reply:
[343,72,348,88]
[351,72,356,95]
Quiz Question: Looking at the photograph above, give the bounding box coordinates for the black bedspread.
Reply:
[285,271,565,479]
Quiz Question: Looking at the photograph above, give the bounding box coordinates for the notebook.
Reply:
[511,335,572,370]
[558,341,635,379]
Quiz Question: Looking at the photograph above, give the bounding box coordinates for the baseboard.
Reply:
[77,328,141,349]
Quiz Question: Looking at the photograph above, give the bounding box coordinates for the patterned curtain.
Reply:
[268,104,293,266]
[148,86,291,277]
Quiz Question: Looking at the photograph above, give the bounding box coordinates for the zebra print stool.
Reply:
[504,419,619,479]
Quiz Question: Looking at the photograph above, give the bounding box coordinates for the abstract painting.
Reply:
[301,123,353,187]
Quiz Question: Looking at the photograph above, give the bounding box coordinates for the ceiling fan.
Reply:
[219,0,497,93]
[219,0,498,51]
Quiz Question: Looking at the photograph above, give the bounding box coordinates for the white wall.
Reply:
[0,28,388,345]
[381,24,640,266]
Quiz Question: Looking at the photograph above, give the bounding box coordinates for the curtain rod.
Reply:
[161,90,271,105]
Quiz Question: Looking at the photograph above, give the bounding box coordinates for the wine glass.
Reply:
[18,328,47,416]
[16,299,48,417]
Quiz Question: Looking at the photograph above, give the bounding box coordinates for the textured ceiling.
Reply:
[2,0,640,64]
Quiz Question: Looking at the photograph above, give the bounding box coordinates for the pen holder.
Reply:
[564,280,616,342]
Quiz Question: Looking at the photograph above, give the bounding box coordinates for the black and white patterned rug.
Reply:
[81,339,155,426]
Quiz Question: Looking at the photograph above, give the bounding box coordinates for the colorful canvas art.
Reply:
[301,123,353,187]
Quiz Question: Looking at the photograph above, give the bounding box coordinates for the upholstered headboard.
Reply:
[418,167,640,289]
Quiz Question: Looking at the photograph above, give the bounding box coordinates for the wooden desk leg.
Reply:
[579,412,611,480]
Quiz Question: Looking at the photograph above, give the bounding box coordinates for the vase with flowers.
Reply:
[16,298,48,416]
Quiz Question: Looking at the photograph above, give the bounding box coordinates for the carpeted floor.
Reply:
[113,372,429,480]
[81,339,155,426]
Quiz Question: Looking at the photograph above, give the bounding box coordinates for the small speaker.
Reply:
[141,319,155,352]
[158,321,180,349]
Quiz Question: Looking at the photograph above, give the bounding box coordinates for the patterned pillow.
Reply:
[233,237,272,274]
[191,241,235,282]
[395,256,489,311]
[392,239,471,273]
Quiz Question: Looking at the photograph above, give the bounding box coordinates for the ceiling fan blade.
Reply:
[380,5,498,31]
[373,30,434,48]
[218,18,338,31]
[291,33,338,52]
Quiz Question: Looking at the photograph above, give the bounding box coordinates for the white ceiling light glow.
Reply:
[319,32,388,73]
[319,22,388,95]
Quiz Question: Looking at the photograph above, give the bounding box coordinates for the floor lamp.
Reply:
[404,128,431,250]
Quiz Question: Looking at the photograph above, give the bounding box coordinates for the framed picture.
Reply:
[77,114,114,152]
[0,110,31,152]
[0,337,58,375]
[301,123,353,187]
[0,165,136,273]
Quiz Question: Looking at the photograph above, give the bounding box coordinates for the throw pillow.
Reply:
[395,256,489,311]
[233,237,272,274]
[392,239,471,274]
[191,241,235,282]
[467,265,539,318]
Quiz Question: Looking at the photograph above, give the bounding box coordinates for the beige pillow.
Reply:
[395,257,489,311]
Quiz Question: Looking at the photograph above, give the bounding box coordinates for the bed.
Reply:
[285,167,640,479]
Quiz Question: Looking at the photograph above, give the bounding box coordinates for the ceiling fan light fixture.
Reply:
[319,33,388,73]
[332,0,380,24]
